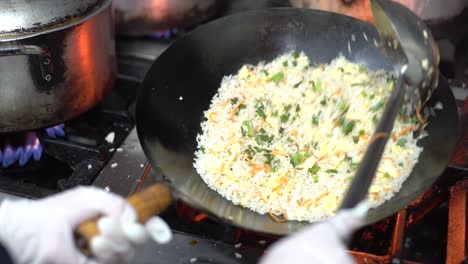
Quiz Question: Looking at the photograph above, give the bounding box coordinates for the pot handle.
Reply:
[0,45,53,82]
[74,184,173,256]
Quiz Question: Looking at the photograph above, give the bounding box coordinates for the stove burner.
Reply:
[149,28,179,39]
[45,124,65,138]
[0,124,65,168]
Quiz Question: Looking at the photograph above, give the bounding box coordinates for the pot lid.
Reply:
[0,0,111,41]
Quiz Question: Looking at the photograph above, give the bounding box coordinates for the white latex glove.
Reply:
[0,186,172,264]
[260,203,369,264]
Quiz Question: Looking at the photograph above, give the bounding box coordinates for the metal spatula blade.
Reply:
[339,0,438,210]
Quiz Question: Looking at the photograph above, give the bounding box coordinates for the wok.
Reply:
[135,8,458,235]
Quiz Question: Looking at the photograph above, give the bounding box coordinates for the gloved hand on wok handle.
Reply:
[0,186,172,264]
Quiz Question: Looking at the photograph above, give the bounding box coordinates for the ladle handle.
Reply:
[74,184,173,256]
[340,74,406,209]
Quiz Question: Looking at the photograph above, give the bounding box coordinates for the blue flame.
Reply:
[0,124,64,168]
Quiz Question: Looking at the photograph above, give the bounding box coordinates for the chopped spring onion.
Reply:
[293,51,300,59]
[308,165,321,174]
[235,104,247,115]
[290,151,310,167]
[242,120,255,137]
[370,100,385,112]
[396,138,407,147]
[312,115,319,126]
[230,97,239,105]
[342,120,356,135]
[271,72,284,83]
[326,169,338,174]
[313,79,322,92]
[313,175,319,183]
[255,128,272,145]
[255,102,267,119]
[280,113,290,123]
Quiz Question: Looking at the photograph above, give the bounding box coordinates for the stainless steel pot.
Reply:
[0,0,116,132]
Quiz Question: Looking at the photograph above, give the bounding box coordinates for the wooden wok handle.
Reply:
[75,184,172,256]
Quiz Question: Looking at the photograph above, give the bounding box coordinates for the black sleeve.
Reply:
[0,243,14,264]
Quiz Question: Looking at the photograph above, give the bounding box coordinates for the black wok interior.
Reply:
[136,8,458,235]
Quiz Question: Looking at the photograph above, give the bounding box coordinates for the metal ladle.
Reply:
[339,0,439,210]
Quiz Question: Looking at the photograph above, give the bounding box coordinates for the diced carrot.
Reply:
[314,191,329,205]
[229,100,245,122]
[250,163,270,176]
[272,149,284,156]
[360,133,369,140]
[291,129,298,136]
[394,125,414,140]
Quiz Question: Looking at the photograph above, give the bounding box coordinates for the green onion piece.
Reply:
[242,120,255,137]
[359,129,365,136]
[412,116,419,125]
[290,151,310,167]
[295,105,301,112]
[313,79,322,92]
[230,97,239,105]
[236,104,247,116]
[283,61,289,67]
[255,102,266,119]
[320,97,327,106]
[271,72,284,84]
[261,69,269,76]
[245,146,255,159]
[293,51,300,58]
[280,113,290,123]
[313,175,319,183]
[284,104,292,112]
[353,136,359,143]
[255,128,272,145]
[326,169,338,174]
[370,100,385,112]
[200,146,205,153]
[350,162,359,169]
[294,81,302,88]
[372,115,379,125]
[370,94,375,100]
[360,90,368,97]
[312,115,319,126]
[308,165,321,174]
[396,138,407,147]
[343,120,356,135]
[358,64,368,73]
[293,60,298,67]
[383,172,391,179]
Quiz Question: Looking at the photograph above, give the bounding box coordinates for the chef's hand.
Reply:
[260,203,368,264]
[0,186,172,264]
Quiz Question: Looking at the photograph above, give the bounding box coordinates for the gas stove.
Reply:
[0,14,467,264]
